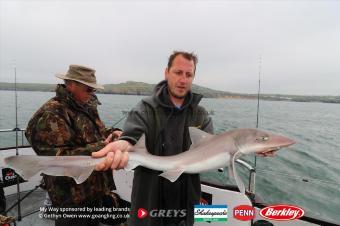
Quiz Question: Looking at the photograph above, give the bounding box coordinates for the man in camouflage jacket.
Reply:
[25,65,120,226]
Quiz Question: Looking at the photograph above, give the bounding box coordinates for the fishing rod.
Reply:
[248,55,262,213]
[112,111,128,127]
[14,65,19,155]
[13,62,22,221]
[255,55,262,166]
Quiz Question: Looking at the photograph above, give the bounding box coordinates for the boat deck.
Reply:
[4,189,54,226]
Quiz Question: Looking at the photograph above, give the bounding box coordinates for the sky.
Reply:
[0,0,339,95]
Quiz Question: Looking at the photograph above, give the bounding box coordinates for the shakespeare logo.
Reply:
[194,205,228,222]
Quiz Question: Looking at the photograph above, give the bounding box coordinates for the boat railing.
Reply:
[0,128,31,150]
[236,159,256,195]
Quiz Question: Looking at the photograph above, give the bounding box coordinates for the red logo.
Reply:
[138,208,148,219]
[199,198,208,205]
[6,171,14,176]
[260,205,304,221]
[233,205,255,221]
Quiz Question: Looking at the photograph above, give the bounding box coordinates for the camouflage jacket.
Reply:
[25,84,115,207]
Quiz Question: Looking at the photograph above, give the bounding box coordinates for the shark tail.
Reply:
[4,155,44,180]
[4,155,96,184]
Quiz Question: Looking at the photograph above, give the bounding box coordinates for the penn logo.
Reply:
[260,205,304,221]
[137,208,148,219]
[233,205,255,221]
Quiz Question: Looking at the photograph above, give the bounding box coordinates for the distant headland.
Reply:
[0,81,339,104]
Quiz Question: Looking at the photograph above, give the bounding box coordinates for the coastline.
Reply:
[0,82,339,104]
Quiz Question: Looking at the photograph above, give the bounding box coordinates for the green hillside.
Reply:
[102,81,231,98]
[0,82,55,92]
[0,81,339,103]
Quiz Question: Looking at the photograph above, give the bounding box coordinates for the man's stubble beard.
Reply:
[168,87,186,99]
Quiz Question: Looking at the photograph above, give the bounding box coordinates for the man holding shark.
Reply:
[93,51,280,226]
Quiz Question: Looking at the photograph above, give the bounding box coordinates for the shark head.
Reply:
[234,128,296,155]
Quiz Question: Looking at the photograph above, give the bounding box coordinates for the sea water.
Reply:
[0,90,339,223]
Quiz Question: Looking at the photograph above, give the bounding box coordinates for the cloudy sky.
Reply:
[0,0,339,95]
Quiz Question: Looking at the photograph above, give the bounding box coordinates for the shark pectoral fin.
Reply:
[73,166,95,184]
[188,127,214,149]
[64,166,95,184]
[159,169,185,182]
[134,134,146,149]
[125,160,140,171]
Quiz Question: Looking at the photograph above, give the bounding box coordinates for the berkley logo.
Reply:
[233,205,255,221]
[260,205,304,221]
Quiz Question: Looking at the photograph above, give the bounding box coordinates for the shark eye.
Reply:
[257,136,269,142]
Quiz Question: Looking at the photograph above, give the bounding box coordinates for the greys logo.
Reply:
[138,208,187,219]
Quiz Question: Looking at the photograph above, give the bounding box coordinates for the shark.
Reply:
[3,127,295,193]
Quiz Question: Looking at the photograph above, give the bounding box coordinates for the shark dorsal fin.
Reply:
[125,134,147,171]
[189,127,214,149]
[134,134,146,150]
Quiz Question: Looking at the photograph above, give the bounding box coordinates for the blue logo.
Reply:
[194,205,228,222]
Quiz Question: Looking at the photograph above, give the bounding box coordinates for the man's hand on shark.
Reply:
[103,131,123,145]
[92,140,131,171]
[103,134,113,145]
[112,130,123,141]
